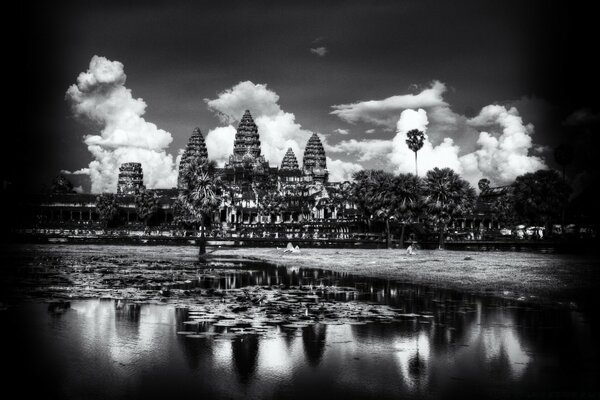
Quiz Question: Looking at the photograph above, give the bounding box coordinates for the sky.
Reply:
[10,0,599,193]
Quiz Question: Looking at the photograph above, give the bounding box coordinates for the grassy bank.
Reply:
[212,247,600,304]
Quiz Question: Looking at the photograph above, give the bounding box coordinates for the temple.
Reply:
[13,109,526,243]
[20,110,364,239]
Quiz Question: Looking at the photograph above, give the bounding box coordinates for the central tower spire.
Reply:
[233,110,261,159]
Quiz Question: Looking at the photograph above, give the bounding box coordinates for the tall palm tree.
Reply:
[352,170,378,233]
[424,168,476,249]
[178,157,221,257]
[554,144,574,180]
[405,129,425,176]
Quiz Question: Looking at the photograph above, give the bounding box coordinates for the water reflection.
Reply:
[4,263,599,399]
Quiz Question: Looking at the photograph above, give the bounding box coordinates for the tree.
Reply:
[327,181,353,220]
[405,129,425,176]
[554,144,574,180]
[352,170,379,233]
[512,169,571,229]
[478,178,491,192]
[368,171,397,248]
[178,157,221,257]
[487,189,516,227]
[96,193,119,229]
[424,168,476,249]
[392,173,424,248]
[51,174,75,194]
[134,188,158,230]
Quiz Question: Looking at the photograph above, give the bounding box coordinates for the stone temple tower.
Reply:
[117,162,145,195]
[178,127,209,189]
[280,148,300,170]
[225,110,268,170]
[233,110,261,159]
[302,133,328,183]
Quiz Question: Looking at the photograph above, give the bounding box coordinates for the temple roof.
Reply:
[280,148,299,170]
[302,133,327,171]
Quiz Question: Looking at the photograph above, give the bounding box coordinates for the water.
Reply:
[2,253,599,399]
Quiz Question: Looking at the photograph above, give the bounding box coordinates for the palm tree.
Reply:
[424,168,476,249]
[512,169,571,230]
[554,144,574,180]
[405,129,425,176]
[134,188,158,231]
[95,193,119,229]
[352,170,378,233]
[392,173,424,248]
[353,170,397,248]
[178,157,221,257]
[478,178,491,192]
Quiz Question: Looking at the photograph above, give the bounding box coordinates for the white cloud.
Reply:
[205,81,281,123]
[326,157,363,182]
[66,56,177,193]
[310,47,328,57]
[204,126,237,166]
[331,81,449,127]
[462,105,546,184]
[365,129,375,134]
[390,109,462,176]
[326,139,392,162]
[334,128,349,135]
[329,95,547,187]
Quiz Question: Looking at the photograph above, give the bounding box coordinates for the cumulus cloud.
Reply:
[310,47,328,57]
[205,81,281,123]
[334,128,349,135]
[326,139,391,162]
[390,109,462,175]
[326,157,363,182]
[329,86,547,187]
[66,56,177,193]
[330,81,477,149]
[331,80,449,127]
[204,126,237,166]
[461,105,546,184]
[365,129,375,134]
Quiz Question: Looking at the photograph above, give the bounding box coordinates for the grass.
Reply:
[212,247,600,303]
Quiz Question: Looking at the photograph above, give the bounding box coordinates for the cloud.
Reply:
[462,105,546,184]
[205,81,281,124]
[203,81,308,168]
[563,108,600,127]
[66,56,177,193]
[334,128,349,135]
[331,80,449,127]
[389,109,463,176]
[365,129,375,134]
[326,139,392,162]
[328,84,548,188]
[326,158,363,182]
[204,126,237,166]
[330,80,477,150]
[310,47,328,57]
